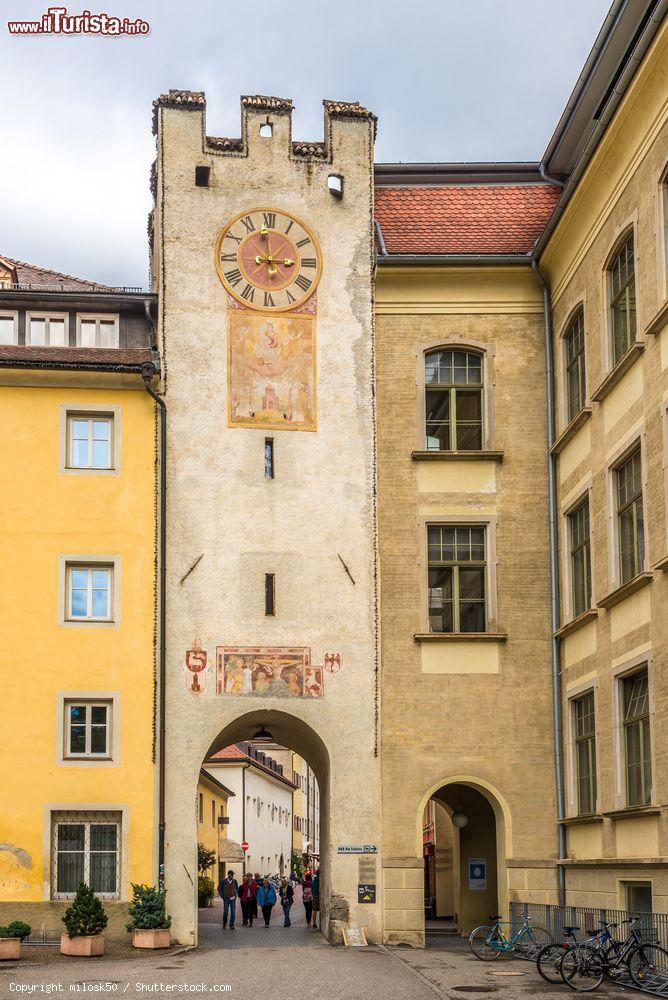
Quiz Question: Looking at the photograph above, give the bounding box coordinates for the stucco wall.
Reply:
[154,96,382,944]
[543,17,668,907]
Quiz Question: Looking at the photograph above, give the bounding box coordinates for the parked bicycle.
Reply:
[560,917,668,992]
[536,925,579,984]
[469,912,552,961]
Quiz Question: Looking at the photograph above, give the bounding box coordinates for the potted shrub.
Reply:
[197,876,215,908]
[0,922,31,960]
[126,883,171,949]
[197,843,217,908]
[60,883,108,957]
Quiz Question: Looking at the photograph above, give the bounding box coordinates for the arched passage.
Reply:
[167,709,334,946]
[416,776,512,936]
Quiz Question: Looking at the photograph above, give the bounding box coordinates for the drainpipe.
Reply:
[141,362,167,888]
[242,764,247,878]
[530,260,566,906]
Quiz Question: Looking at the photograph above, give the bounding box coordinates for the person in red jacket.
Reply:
[238,872,258,927]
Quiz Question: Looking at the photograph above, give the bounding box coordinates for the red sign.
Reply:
[241,841,249,852]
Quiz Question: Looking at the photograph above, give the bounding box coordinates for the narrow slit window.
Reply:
[195,165,210,187]
[264,438,274,479]
[265,573,275,616]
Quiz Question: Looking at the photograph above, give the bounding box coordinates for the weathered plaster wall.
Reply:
[154,96,381,944]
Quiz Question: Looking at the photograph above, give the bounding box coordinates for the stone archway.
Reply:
[164,707,381,945]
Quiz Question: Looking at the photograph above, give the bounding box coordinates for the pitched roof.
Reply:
[209,745,248,761]
[374,183,562,256]
[207,744,297,788]
[0,256,120,292]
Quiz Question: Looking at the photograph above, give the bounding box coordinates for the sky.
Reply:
[0,0,612,289]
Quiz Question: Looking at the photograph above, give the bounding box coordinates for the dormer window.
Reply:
[27,313,67,347]
[76,314,119,348]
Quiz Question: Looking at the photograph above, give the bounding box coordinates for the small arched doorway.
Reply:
[419,777,510,937]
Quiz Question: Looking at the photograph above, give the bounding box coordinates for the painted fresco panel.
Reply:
[216,646,324,698]
[227,311,316,430]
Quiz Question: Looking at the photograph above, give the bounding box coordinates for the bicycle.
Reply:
[536,925,578,984]
[469,913,552,961]
[561,917,668,992]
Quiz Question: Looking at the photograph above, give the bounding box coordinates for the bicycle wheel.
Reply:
[561,946,605,992]
[469,925,504,961]
[536,943,568,984]
[515,925,553,959]
[628,943,668,989]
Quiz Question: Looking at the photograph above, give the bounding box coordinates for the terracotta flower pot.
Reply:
[60,933,105,957]
[132,928,171,949]
[0,938,20,960]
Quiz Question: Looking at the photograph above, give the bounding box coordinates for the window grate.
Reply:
[51,811,121,900]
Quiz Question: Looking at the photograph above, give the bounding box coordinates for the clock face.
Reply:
[215,208,322,312]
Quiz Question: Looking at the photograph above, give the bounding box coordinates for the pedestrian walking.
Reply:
[218,869,239,930]
[256,877,276,927]
[311,869,320,930]
[302,872,314,926]
[279,877,294,927]
[238,872,257,927]
[252,873,261,921]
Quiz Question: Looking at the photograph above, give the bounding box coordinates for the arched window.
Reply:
[425,349,483,451]
[608,232,636,365]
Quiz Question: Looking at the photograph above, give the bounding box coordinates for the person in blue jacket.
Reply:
[256,878,277,927]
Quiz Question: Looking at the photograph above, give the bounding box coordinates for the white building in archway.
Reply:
[205,743,296,879]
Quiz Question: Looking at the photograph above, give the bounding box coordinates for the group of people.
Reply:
[217,870,320,930]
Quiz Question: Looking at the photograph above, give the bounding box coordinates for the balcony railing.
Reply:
[0,282,143,293]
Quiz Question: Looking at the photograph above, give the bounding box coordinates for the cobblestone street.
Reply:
[0,931,639,1000]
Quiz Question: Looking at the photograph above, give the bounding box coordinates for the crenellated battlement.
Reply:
[152,90,376,164]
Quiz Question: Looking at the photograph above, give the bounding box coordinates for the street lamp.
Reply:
[451,786,469,829]
[252,726,273,743]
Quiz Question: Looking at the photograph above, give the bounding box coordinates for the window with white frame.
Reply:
[0,312,17,345]
[66,564,113,621]
[52,811,120,898]
[77,315,119,348]
[623,669,651,807]
[616,448,645,585]
[67,413,113,470]
[27,314,67,347]
[573,692,597,815]
[608,233,636,365]
[64,701,111,758]
[198,793,204,824]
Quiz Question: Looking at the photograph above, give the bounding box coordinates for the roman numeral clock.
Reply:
[215,208,322,311]
[215,209,323,432]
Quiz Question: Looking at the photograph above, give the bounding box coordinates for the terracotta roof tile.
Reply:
[0,346,154,371]
[374,183,562,255]
[209,745,248,761]
[0,255,119,291]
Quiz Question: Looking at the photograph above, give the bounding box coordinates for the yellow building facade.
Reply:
[542,14,668,911]
[0,268,159,936]
[196,772,232,883]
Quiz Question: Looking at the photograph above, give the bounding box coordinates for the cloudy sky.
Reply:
[0,0,611,288]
